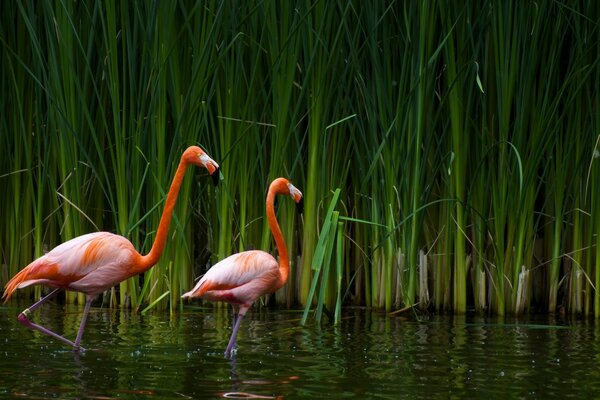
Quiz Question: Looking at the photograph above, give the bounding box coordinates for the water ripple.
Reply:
[1,306,599,398]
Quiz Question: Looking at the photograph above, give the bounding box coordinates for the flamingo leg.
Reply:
[231,305,240,327]
[18,288,62,329]
[230,305,240,352]
[224,313,245,359]
[21,288,62,313]
[73,298,93,349]
[17,289,87,351]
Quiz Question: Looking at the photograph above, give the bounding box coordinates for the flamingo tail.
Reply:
[3,259,60,302]
[182,280,209,298]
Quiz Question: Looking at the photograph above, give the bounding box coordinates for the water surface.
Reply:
[1,303,598,398]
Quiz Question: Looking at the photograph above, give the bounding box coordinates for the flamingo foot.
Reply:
[17,310,32,326]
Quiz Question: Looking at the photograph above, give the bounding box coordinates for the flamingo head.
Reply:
[271,177,303,214]
[184,146,221,186]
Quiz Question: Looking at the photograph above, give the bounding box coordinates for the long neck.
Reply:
[138,158,190,270]
[267,190,290,289]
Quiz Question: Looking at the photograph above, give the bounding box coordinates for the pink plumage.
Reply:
[3,146,220,350]
[3,232,138,299]
[183,250,280,307]
[183,177,303,358]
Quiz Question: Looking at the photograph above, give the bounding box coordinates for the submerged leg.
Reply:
[18,289,88,351]
[73,298,93,350]
[224,313,245,359]
[18,288,62,329]
[18,314,85,350]
[229,305,240,352]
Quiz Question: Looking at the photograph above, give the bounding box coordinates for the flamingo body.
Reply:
[4,232,140,299]
[183,250,280,312]
[183,177,303,358]
[3,145,220,350]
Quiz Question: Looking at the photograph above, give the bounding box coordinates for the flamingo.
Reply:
[2,145,220,351]
[182,177,303,358]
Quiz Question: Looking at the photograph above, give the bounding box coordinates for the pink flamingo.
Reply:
[2,146,220,350]
[182,177,303,358]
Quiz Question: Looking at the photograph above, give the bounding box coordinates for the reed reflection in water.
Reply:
[1,304,600,398]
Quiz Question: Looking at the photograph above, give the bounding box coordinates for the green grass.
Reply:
[1,1,599,317]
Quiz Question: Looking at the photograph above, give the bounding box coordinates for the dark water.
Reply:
[1,302,599,399]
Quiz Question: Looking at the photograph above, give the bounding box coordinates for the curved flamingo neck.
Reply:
[267,188,290,289]
[138,157,190,270]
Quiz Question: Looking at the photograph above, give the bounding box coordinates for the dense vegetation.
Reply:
[1,1,599,318]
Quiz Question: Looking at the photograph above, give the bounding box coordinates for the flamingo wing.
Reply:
[3,232,137,300]
[182,250,279,298]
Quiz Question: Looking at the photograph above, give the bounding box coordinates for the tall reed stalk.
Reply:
[2,1,599,318]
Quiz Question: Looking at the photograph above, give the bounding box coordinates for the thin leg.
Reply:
[224,313,245,359]
[231,305,239,328]
[230,305,240,351]
[18,288,62,330]
[22,288,62,314]
[18,289,87,351]
[73,298,93,349]
[18,314,84,350]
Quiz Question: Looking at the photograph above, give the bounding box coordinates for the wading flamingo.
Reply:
[2,146,220,351]
[182,177,303,358]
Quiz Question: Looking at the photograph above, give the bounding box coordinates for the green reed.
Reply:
[1,1,600,318]
[593,135,600,318]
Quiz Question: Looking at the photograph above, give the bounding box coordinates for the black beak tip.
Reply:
[296,197,304,215]
[211,167,220,186]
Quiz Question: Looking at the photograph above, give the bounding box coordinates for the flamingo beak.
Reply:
[287,182,303,214]
[199,153,220,186]
[296,197,304,214]
[211,166,220,186]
